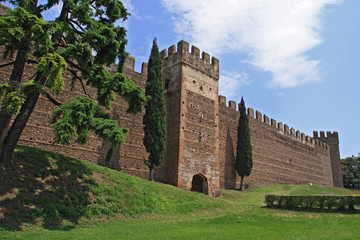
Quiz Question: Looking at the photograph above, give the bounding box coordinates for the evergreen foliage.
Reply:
[143,38,167,181]
[235,97,253,191]
[342,156,360,190]
[0,0,146,166]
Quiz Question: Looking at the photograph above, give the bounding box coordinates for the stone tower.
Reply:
[313,131,344,188]
[159,40,221,196]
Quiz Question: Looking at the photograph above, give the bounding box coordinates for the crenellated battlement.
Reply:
[122,55,148,77]
[107,55,148,78]
[218,95,329,150]
[313,131,339,144]
[160,40,219,79]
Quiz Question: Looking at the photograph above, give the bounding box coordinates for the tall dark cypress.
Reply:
[235,97,253,191]
[143,38,167,181]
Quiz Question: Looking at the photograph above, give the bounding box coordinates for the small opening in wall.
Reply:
[182,101,185,104]
[210,88,212,91]
[182,114,184,116]
[193,80,196,84]
[182,127,184,129]
[200,86,203,91]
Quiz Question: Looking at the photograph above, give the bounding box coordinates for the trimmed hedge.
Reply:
[265,195,360,210]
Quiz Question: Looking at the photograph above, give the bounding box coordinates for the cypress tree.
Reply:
[143,38,167,181]
[235,97,253,191]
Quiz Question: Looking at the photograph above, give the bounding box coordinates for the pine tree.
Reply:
[235,97,253,191]
[0,1,146,167]
[143,38,167,181]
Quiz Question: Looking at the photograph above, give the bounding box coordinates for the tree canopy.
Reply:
[0,0,146,166]
[342,156,360,190]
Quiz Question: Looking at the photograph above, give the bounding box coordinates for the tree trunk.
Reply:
[0,46,29,148]
[149,167,154,181]
[0,74,46,167]
[240,176,244,191]
[0,114,11,148]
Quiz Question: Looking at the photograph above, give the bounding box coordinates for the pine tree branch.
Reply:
[29,72,38,80]
[67,68,93,99]
[43,90,62,106]
[0,61,15,69]
[67,60,84,73]
[69,19,85,33]
[26,59,39,64]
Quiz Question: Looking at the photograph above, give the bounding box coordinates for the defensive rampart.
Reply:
[0,19,341,194]
[0,45,150,179]
[218,97,334,188]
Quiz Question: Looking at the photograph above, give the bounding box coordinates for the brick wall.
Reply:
[219,98,334,188]
[313,131,343,187]
[0,36,340,195]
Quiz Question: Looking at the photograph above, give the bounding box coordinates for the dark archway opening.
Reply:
[191,174,208,194]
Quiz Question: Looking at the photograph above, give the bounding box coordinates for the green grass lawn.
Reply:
[1,146,360,239]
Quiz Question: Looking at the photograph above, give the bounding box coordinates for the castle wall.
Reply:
[0,35,340,195]
[313,131,343,187]
[219,97,334,188]
[0,47,150,179]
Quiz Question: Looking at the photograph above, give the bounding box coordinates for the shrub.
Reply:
[265,195,360,210]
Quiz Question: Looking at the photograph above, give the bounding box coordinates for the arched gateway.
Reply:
[191,174,208,194]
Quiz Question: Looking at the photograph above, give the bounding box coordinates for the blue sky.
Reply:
[124,0,360,159]
[3,0,360,158]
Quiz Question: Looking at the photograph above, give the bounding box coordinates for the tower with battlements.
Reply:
[159,40,221,196]
[313,131,343,188]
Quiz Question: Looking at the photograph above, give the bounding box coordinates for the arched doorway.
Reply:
[191,174,208,195]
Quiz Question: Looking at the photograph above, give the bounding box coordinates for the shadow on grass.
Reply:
[263,206,360,214]
[0,146,96,231]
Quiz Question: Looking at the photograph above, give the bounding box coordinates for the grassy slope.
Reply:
[1,146,360,239]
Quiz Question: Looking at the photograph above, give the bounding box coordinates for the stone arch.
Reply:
[191,174,208,195]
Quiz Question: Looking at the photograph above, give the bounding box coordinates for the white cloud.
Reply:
[122,0,138,19]
[161,0,342,88]
[219,71,250,98]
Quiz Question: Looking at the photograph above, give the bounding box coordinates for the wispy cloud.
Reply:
[122,0,139,20]
[161,0,342,88]
[219,71,250,98]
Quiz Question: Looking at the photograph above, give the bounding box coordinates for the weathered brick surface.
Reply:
[0,28,343,196]
[313,131,343,187]
[218,99,334,189]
